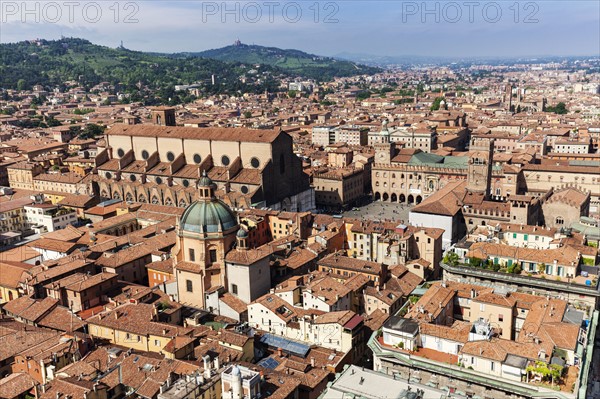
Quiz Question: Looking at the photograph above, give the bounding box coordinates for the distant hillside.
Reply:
[0,38,280,99]
[185,43,381,80]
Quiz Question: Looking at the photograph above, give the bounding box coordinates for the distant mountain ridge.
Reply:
[181,42,381,80]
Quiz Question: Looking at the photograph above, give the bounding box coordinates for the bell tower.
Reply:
[374,120,395,164]
[151,107,176,126]
[466,137,494,198]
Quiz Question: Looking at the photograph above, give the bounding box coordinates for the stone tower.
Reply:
[466,137,494,198]
[374,120,395,163]
[151,107,176,126]
[505,84,513,110]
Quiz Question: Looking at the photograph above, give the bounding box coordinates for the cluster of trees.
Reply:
[457,255,523,275]
[545,102,568,114]
[67,123,105,139]
[73,108,95,115]
[430,97,447,111]
[356,91,371,101]
[526,361,564,386]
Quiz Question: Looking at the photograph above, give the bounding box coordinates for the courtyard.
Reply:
[340,200,414,225]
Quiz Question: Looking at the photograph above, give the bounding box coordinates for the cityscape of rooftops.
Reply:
[0,1,599,399]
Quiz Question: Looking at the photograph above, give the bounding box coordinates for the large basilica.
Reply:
[94,108,315,212]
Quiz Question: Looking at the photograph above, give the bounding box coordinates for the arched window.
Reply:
[179,200,187,208]
[429,180,434,190]
[165,198,173,206]
[141,150,149,160]
[152,196,159,205]
[556,216,564,225]
[139,195,147,203]
[113,191,121,200]
[125,193,133,202]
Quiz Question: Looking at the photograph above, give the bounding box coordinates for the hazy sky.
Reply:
[1,1,599,58]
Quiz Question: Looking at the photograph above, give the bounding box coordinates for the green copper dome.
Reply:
[180,200,238,233]
[181,170,237,234]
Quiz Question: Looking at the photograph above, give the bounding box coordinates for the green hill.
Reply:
[185,43,381,80]
[1,38,380,103]
[0,38,280,99]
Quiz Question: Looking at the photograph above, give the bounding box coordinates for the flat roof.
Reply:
[321,365,448,399]
[383,316,419,335]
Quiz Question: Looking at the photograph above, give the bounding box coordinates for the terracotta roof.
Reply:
[0,372,35,398]
[106,124,282,143]
[225,247,272,265]
[0,261,32,289]
[318,251,382,275]
[306,276,351,305]
[218,329,251,347]
[3,296,58,322]
[468,241,581,266]
[87,303,193,338]
[219,293,248,315]
[419,320,471,343]
[410,180,466,216]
